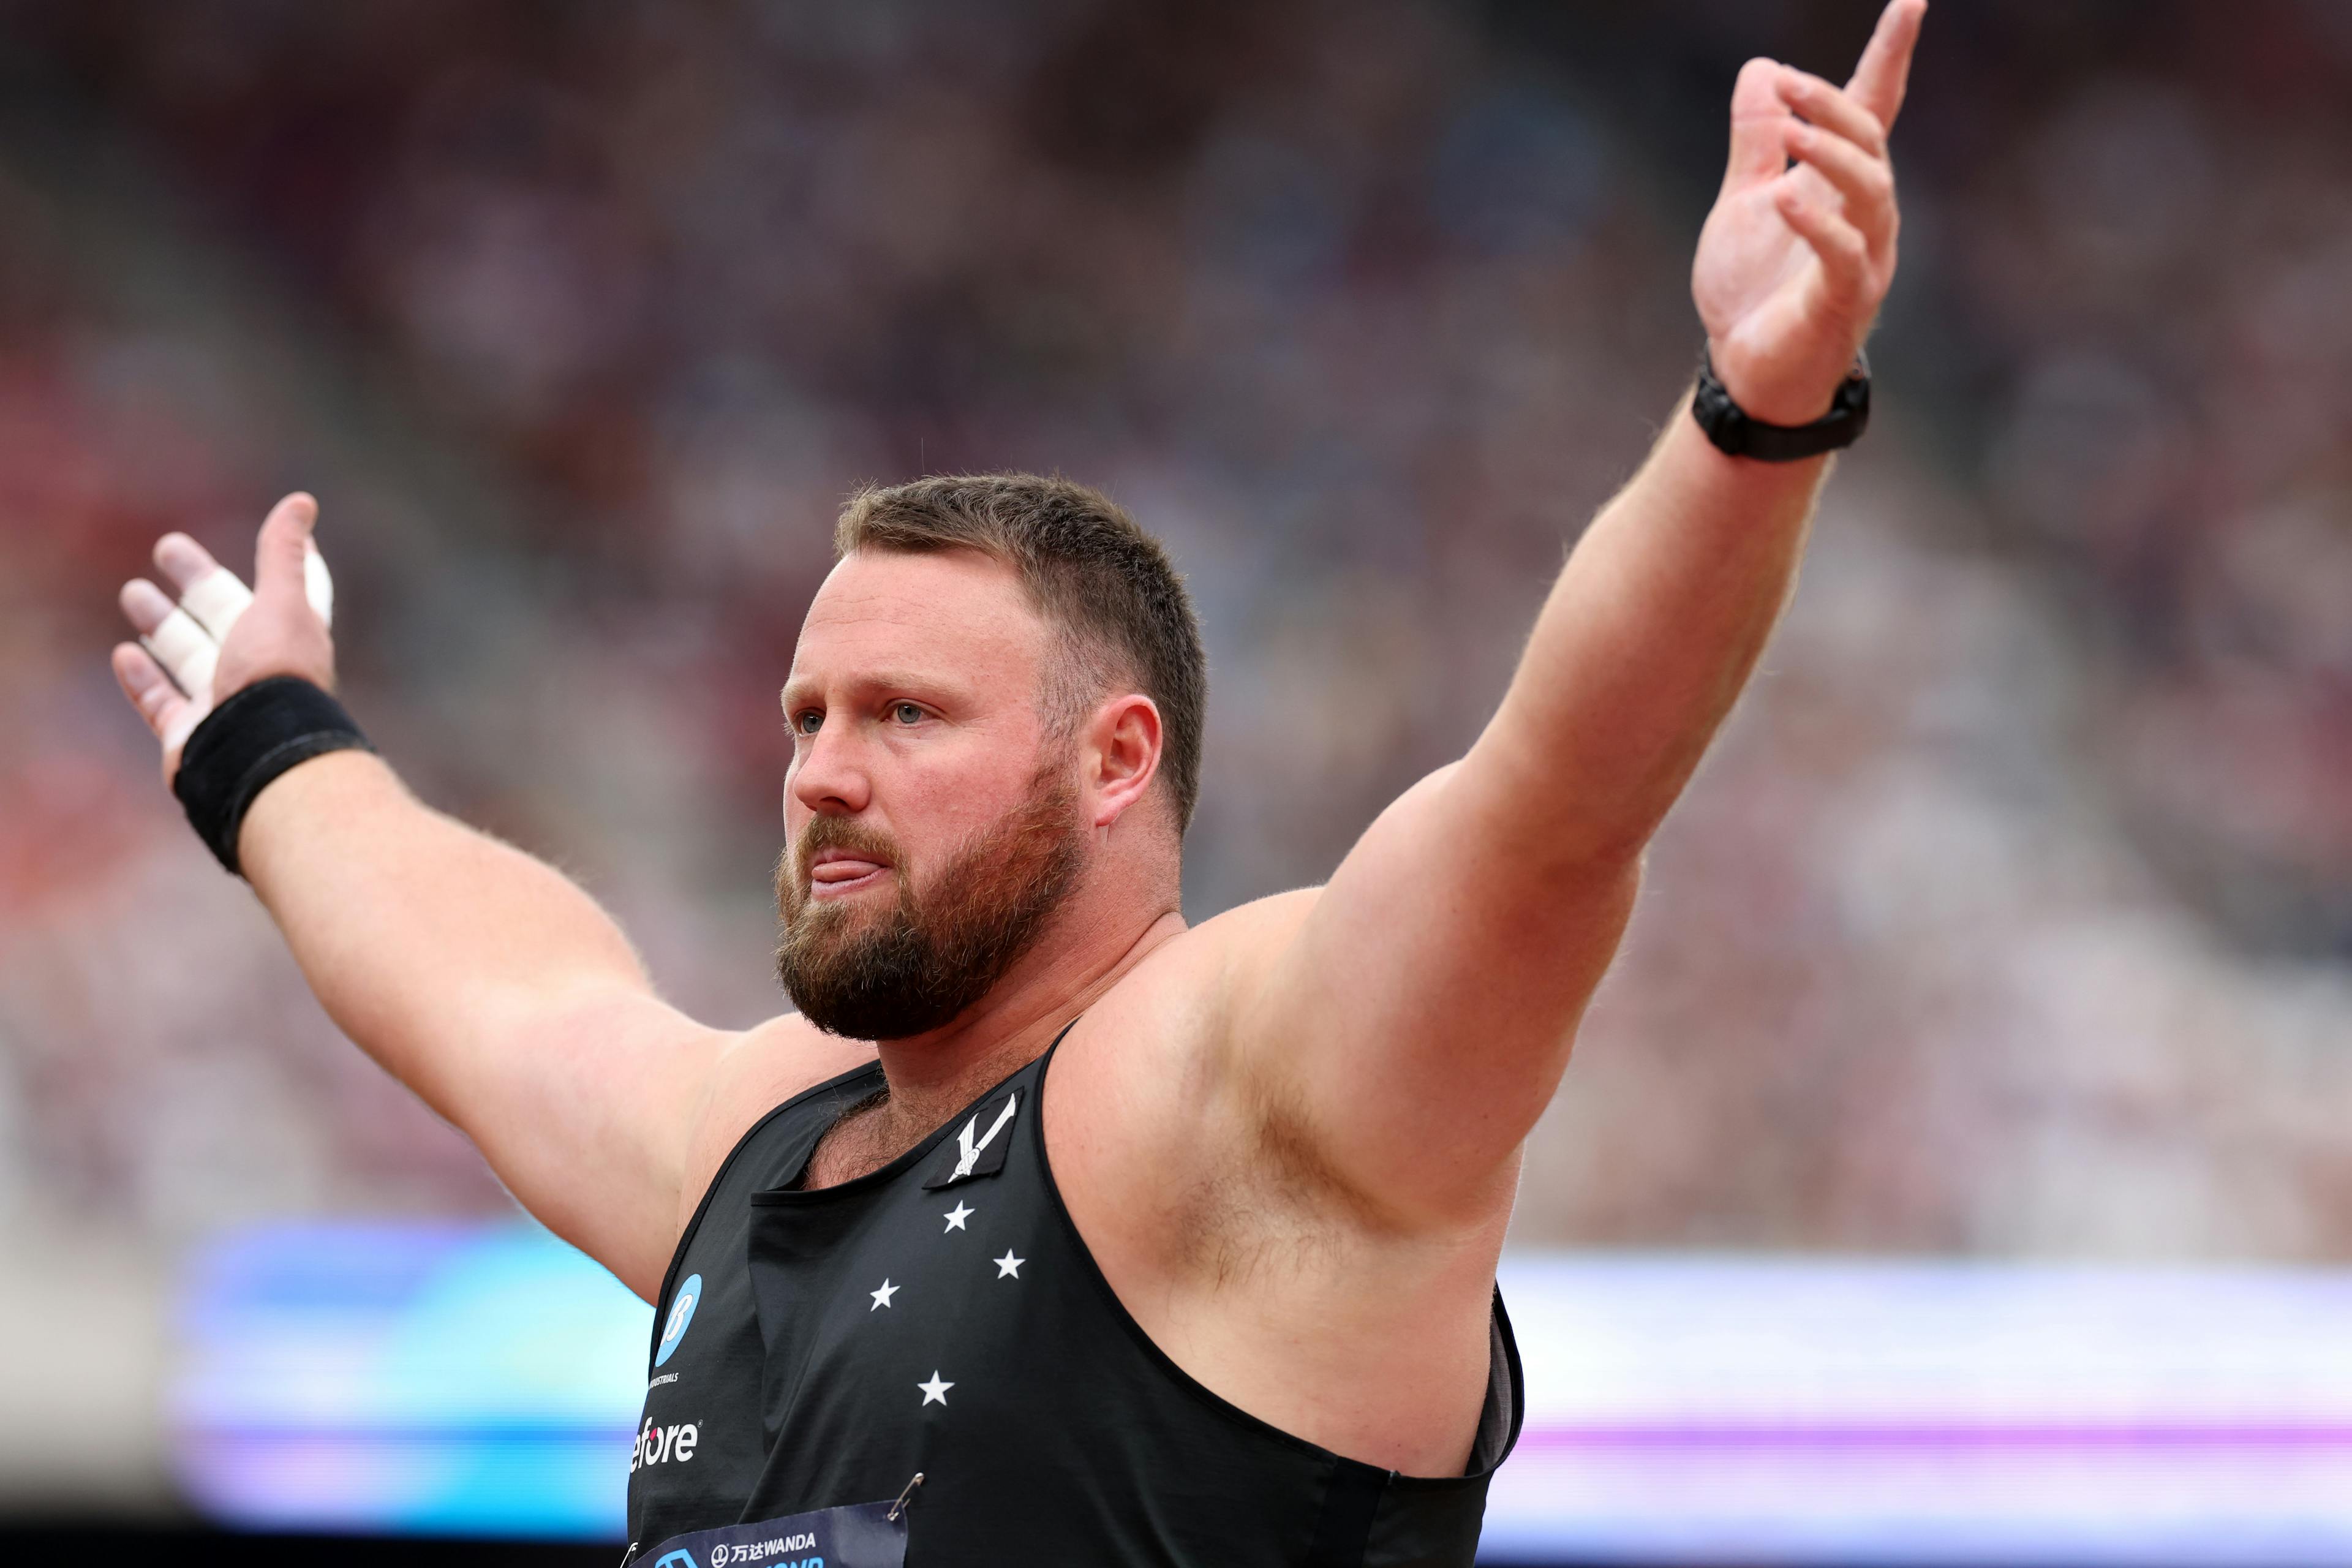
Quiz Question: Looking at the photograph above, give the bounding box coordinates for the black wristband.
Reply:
[1691,345,1871,461]
[173,676,374,876]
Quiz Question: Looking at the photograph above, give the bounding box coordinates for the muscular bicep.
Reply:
[1223,393,1828,1231]
[1229,759,1641,1230]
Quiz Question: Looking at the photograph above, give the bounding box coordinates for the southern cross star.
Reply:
[918,1371,954,1406]
[994,1251,1024,1279]
[870,1279,899,1310]
[942,1200,974,1232]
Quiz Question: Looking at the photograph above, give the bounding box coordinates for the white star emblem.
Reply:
[994,1250,1025,1279]
[942,1200,974,1232]
[918,1371,954,1406]
[869,1278,899,1311]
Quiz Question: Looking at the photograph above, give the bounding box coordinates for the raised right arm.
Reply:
[110,494,843,1300]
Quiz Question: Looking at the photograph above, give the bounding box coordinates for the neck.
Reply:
[868,899,1185,1139]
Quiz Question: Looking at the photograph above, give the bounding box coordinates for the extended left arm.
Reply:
[1228,0,1925,1230]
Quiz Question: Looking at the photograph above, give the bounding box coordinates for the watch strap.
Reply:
[1691,346,1871,461]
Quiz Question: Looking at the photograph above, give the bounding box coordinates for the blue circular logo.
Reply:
[655,1273,702,1368]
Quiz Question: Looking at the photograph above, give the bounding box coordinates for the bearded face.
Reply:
[774,761,1086,1040]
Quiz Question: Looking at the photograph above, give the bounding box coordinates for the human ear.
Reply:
[1088,694,1162,831]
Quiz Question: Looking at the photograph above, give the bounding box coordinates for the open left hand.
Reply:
[1692,0,1925,426]
[110,492,339,788]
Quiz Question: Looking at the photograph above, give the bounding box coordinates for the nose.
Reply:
[787,720,873,821]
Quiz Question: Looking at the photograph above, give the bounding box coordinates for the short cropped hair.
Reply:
[834,473,1208,834]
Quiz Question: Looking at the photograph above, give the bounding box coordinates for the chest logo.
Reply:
[924,1090,1019,1190]
[655,1272,703,1368]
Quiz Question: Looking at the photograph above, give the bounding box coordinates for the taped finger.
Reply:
[115,641,206,761]
[304,538,334,628]
[111,642,195,742]
[154,532,226,594]
[118,577,178,636]
[140,606,220,704]
[179,567,255,641]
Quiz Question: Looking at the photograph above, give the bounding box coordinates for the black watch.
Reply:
[1691,345,1871,461]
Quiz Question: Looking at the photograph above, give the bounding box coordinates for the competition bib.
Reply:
[634,1483,916,1568]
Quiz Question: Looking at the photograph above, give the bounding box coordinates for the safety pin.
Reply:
[888,1471,925,1521]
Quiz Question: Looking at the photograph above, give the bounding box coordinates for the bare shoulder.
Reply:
[674,1013,876,1233]
[1189,885,1323,962]
[1081,886,1322,1047]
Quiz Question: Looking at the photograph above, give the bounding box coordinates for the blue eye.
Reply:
[892,702,924,725]
[794,710,822,735]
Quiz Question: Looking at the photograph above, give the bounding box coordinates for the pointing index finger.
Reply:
[1845,0,1926,132]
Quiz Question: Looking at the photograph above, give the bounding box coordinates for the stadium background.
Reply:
[4,0,2352,1559]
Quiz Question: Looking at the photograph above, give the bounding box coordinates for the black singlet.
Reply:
[624,1027,1521,1567]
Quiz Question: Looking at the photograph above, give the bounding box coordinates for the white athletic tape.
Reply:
[141,606,219,705]
[178,568,254,640]
[304,540,334,628]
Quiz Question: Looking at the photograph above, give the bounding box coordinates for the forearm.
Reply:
[112,503,726,1291]
[1254,401,1827,1219]
[1469,395,1830,862]
[238,747,657,1118]
[1454,0,1920,865]
[1229,4,1924,1234]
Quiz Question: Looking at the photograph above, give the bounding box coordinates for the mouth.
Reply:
[807,848,893,899]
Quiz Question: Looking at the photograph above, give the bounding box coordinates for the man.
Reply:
[109,6,1923,1564]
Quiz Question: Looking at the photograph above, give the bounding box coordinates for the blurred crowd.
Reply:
[6,0,2352,1272]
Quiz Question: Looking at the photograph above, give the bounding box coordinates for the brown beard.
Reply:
[772,764,1085,1041]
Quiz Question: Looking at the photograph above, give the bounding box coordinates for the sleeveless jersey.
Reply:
[624,1031,1521,1567]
